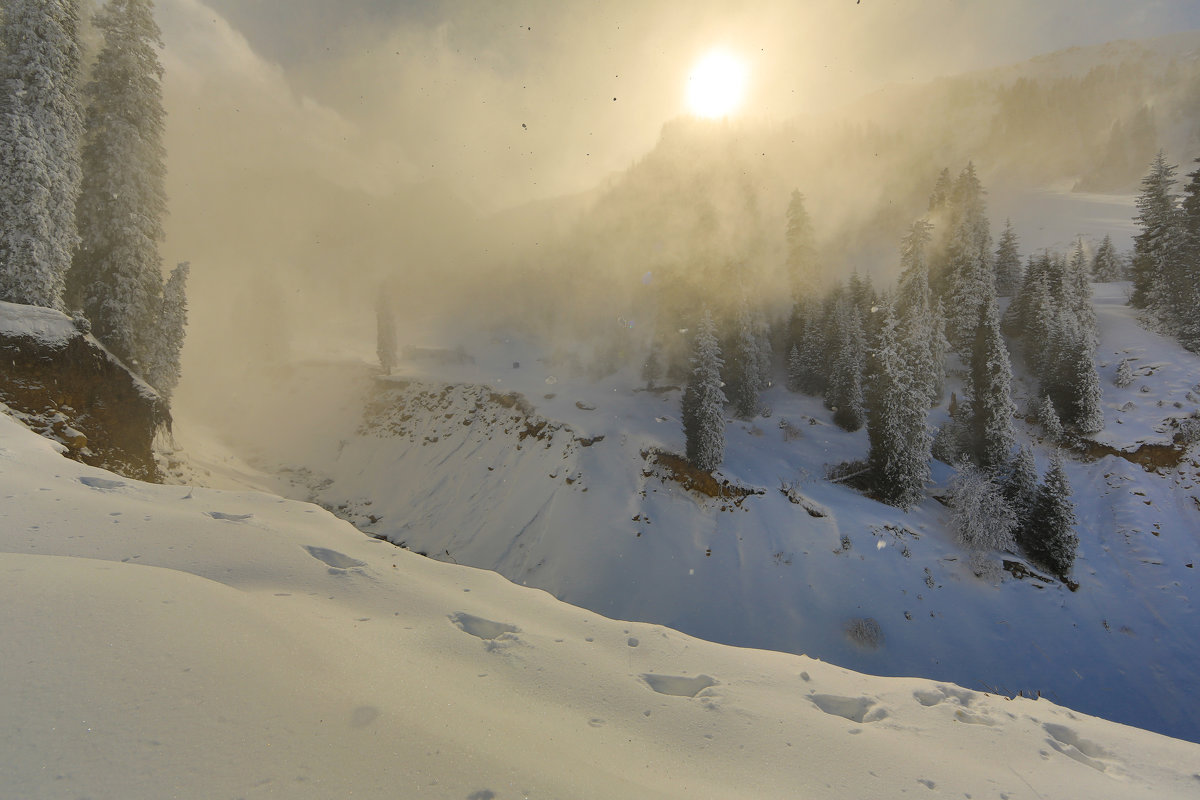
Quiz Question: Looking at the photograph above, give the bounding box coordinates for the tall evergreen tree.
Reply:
[1027,452,1078,576]
[944,165,996,352]
[965,302,1016,471]
[866,300,931,509]
[0,0,84,309]
[144,261,188,400]
[727,296,764,418]
[897,219,942,406]
[1175,158,1200,351]
[682,310,726,471]
[1090,234,1123,282]
[376,295,397,375]
[1130,151,1182,312]
[1002,445,1038,547]
[825,295,866,432]
[790,296,827,396]
[69,0,167,367]
[994,219,1022,297]
[785,189,818,298]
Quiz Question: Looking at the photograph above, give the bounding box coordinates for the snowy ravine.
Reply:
[176,282,1200,745]
[3,409,1200,799]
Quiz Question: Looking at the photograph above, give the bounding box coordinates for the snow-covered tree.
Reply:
[942,166,996,353]
[727,296,764,418]
[897,219,942,406]
[682,310,726,471]
[376,295,397,375]
[1114,357,1134,388]
[1130,151,1183,314]
[948,460,1017,560]
[786,343,803,392]
[144,260,187,401]
[966,303,1016,471]
[825,295,866,432]
[1052,318,1104,433]
[69,0,167,367]
[0,0,84,309]
[1002,445,1038,543]
[789,297,827,396]
[994,219,1022,297]
[1090,234,1123,282]
[785,189,818,298]
[1065,239,1097,342]
[1027,452,1078,576]
[1175,158,1200,351]
[866,300,931,509]
[1037,393,1063,442]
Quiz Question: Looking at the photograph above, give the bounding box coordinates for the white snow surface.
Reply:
[172,281,1200,746]
[4,407,1200,799]
[0,300,78,347]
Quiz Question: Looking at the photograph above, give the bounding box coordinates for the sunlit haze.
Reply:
[686,50,748,118]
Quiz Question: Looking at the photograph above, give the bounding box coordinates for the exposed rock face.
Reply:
[0,302,166,481]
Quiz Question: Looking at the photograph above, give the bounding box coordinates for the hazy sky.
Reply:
[172,0,1200,210]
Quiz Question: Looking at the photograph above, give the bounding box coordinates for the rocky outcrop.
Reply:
[0,302,166,481]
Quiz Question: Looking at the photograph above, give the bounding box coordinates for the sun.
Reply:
[685,50,748,118]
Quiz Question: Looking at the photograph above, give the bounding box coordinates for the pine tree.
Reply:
[1065,238,1097,342]
[1090,234,1123,282]
[785,189,818,298]
[1003,445,1038,547]
[948,461,1017,556]
[0,0,84,309]
[1130,151,1183,313]
[786,344,803,392]
[376,295,397,375]
[994,219,1022,297]
[682,310,726,471]
[825,295,866,432]
[897,220,942,406]
[1052,317,1104,434]
[144,260,188,401]
[966,302,1016,471]
[1176,158,1200,351]
[866,301,931,509]
[1037,393,1063,442]
[1114,357,1134,388]
[790,297,827,396]
[69,0,167,367]
[728,297,763,418]
[1027,452,1078,576]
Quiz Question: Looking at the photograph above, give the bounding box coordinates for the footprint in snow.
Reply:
[303,545,365,570]
[449,612,519,640]
[79,476,126,490]
[206,511,253,522]
[641,673,717,698]
[1043,723,1117,773]
[809,694,889,723]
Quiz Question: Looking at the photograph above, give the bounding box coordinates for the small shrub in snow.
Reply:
[1114,358,1134,388]
[845,617,884,650]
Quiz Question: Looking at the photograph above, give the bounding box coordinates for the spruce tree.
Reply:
[1176,159,1200,351]
[1090,234,1123,282]
[786,344,803,392]
[897,220,941,406]
[966,302,1016,471]
[1130,151,1182,313]
[1003,445,1038,548]
[1037,393,1063,442]
[1027,452,1078,576]
[144,261,188,401]
[683,310,726,471]
[866,301,931,509]
[825,295,866,432]
[994,219,1022,297]
[0,0,84,309]
[376,295,397,375]
[728,297,763,418]
[785,189,818,298]
[1114,357,1134,388]
[790,297,827,396]
[70,0,167,367]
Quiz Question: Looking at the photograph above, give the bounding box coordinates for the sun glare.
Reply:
[686,50,748,118]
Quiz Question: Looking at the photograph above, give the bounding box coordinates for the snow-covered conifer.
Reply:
[948,461,1017,557]
[1114,357,1134,388]
[897,220,941,406]
[70,0,167,367]
[825,295,866,432]
[966,303,1016,471]
[785,189,818,298]
[867,301,931,509]
[994,219,1022,297]
[791,297,827,396]
[1065,239,1097,342]
[1037,393,1063,442]
[1052,318,1104,433]
[1027,452,1078,576]
[0,0,84,309]
[683,310,726,471]
[144,260,188,401]
[728,297,763,418]
[376,296,397,375]
[1090,234,1123,282]
[1130,152,1183,314]
[1175,159,1200,351]
[786,344,803,393]
[1003,445,1038,545]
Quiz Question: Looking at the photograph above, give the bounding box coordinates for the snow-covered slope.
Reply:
[173,283,1200,745]
[3,407,1200,799]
